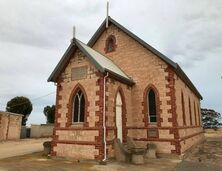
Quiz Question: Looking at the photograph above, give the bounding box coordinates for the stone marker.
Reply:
[43,141,51,155]
[114,139,131,162]
[132,153,144,164]
[145,143,157,159]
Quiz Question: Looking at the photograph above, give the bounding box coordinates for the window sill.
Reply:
[71,123,84,127]
[147,123,158,128]
[148,122,157,125]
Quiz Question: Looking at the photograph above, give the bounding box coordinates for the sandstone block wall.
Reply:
[92,24,172,128]
[0,111,22,141]
[52,49,103,160]
[30,124,53,138]
[105,78,132,158]
[52,22,203,159]
[91,23,203,155]
[92,24,180,154]
[175,77,204,153]
[175,77,202,127]
[180,133,204,153]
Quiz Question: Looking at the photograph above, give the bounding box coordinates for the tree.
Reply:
[201,108,222,128]
[43,105,55,124]
[6,96,33,126]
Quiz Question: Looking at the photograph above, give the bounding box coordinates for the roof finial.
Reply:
[106,0,109,28]
[71,26,76,42]
[73,26,76,39]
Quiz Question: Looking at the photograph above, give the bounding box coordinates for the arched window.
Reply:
[181,91,186,126]
[73,89,85,123]
[148,89,157,123]
[105,35,116,53]
[197,104,201,126]
[194,101,197,125]
[188,97,192,126]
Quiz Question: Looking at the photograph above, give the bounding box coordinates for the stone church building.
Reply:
[48,17,204,160]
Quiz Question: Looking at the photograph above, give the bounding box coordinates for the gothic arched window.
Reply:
[105,35,116,53]
[194,101,197,125]
[189,97,192,126]
[181,91,186,126]
[73,89,85,123]
[148,89,157,123]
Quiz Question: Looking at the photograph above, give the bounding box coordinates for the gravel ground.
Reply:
[0,152,180,171]
[1,135,222,171]
[0,152,94,171]
[175,136,222,171]
[175,160,222,171]
[0,138,51,159]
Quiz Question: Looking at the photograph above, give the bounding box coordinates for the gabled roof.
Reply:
[48,39,134,86]
[87,16,203,100]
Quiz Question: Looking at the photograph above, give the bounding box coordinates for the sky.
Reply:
[0,0,221,125]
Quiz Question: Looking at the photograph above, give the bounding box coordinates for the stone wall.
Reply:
[175,77,202,127]
[51,49,104,160]
[175,77,204,153]
[91,23,203,155]
[92,24,172,128]
[180,132,204,153]
[0,111,22,141]
[105,78,132,158]
[30,124,53,138]
[92,24,178,154]
[52,22,203,159]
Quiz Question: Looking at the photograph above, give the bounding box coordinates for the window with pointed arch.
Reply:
[181,91,186,126]
[72,89,85,123]
[105,35,116,53]
[188,97,193,126]
[194,101,197,125]
[147,89,157,123]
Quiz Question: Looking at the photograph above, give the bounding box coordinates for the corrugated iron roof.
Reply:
[48,39,135,86]
[76,39,134,85]
[76,39,131,80]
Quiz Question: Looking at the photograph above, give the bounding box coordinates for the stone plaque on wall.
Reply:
[71,66,87,80]
[148,128,158,138]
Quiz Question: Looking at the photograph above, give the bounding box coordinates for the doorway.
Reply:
[115,92,123,142]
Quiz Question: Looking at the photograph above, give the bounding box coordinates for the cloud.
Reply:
[0,0,105,48]
[162,0,222,68]
[0,0,221,125]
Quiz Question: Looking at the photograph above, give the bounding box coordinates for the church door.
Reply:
[115,92,123,142]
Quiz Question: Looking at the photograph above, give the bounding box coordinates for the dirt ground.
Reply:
[175,133,222,171]
[0,138,51,159]
[0,134,222,171]
[0,152,180,171]
[184,138,222,165]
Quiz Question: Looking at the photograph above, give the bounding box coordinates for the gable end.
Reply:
[87,17,202,100]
